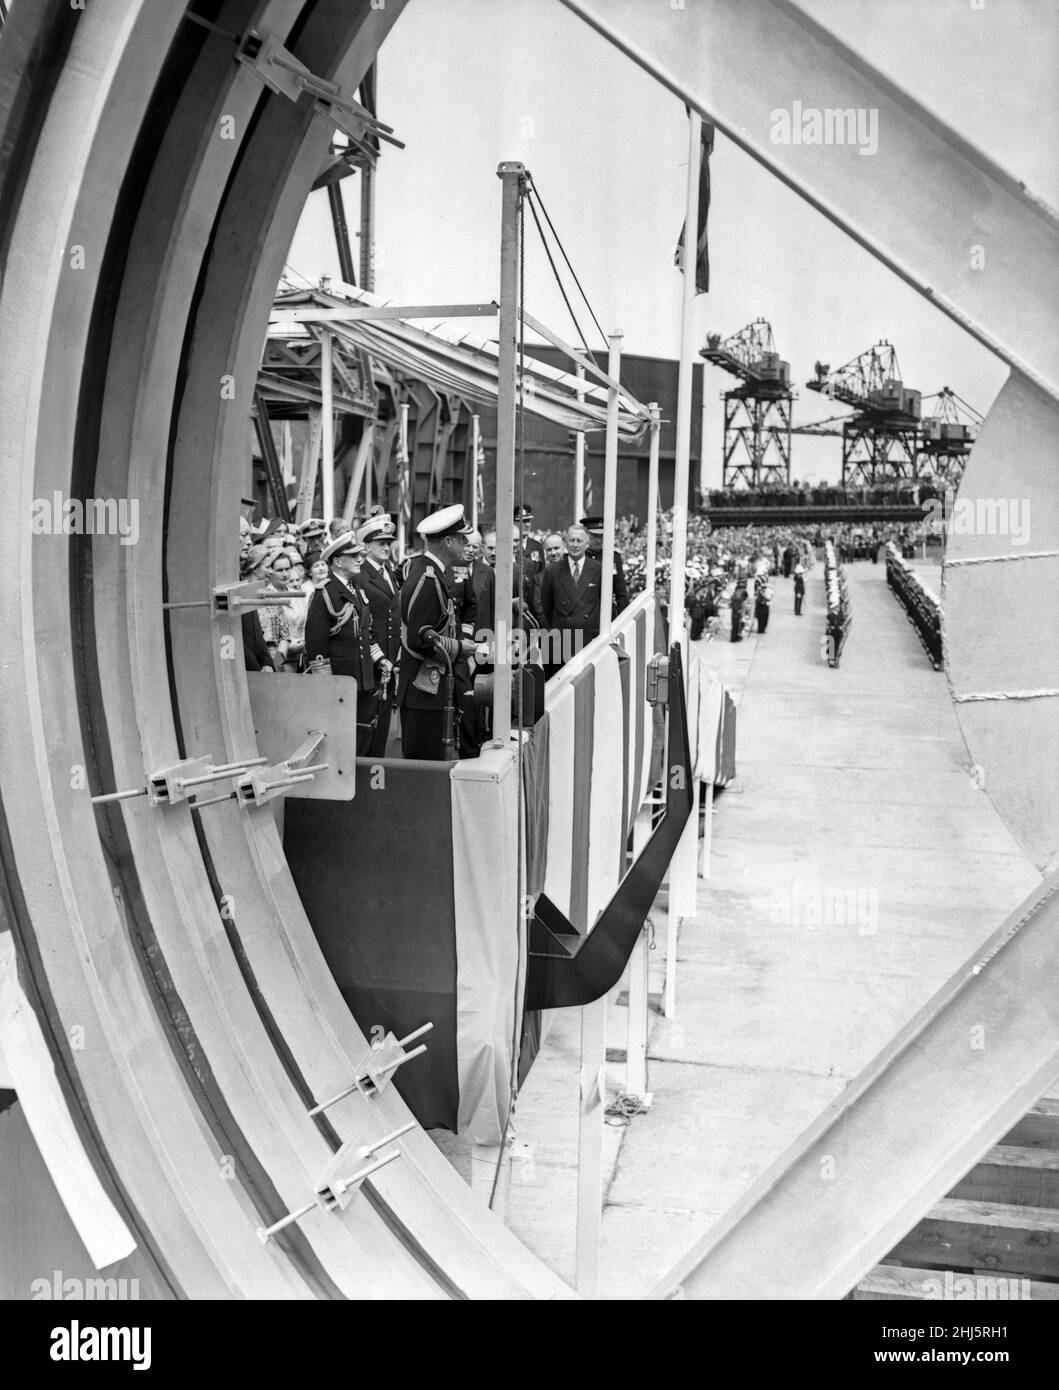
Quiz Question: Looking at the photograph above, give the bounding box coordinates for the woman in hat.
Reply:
[239,545,275,672]
[257,549,294,670]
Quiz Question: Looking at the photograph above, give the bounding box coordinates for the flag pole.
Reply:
[599,333,622,632]
[669,108,701,660]
[663,107,703,1025]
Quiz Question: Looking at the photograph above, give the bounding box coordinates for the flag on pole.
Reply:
[674,117,714,294]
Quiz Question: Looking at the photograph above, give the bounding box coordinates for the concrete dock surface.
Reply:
[486,556,1041,1298]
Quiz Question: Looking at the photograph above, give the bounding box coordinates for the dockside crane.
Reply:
[916,387,983,486]
[701,318,793,488]
[806,341,921,486]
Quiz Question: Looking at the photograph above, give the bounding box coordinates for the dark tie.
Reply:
[573,560,582,584]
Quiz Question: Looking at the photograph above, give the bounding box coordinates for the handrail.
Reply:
[544,588,656,701]
[526,642,693,1010]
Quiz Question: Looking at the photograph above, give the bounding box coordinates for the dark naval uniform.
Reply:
[359,556,401,756]
[588,544,629,617]
[305,574,381,755]
[582,517,629,617]
[397,552,462,761]
[520,535,546,579]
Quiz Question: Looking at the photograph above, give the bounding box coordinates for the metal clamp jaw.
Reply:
[257,1120,416,1244]
[235,732,328,808]
[91,755,268,807]
[235,30,404,163]
[307,1023,433,1117]
[212,580,303,614]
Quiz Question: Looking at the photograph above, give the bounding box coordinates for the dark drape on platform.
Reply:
[284,759,459,1131]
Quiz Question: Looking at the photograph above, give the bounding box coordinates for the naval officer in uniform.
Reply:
[514,504,546,579]
[581,514,629,617]
[397,504,478,761]
[304,532,391,755]
[357,513,402,756]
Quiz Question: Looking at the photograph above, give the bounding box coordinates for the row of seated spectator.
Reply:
[823,540,852,669]
[885,543,944,670]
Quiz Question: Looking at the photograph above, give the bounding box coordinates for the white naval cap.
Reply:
[416,503,473,539]
[321,532,366,565]
[358,514,396,545]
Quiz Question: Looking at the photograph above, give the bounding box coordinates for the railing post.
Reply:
[646,402,661,590]
[599,332,622,629]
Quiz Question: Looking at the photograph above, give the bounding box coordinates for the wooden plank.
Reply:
[853,1262,1059,1301]
[889,1199,1059,1281]
[1001,1098,1059,1150]
[951,1145,1059,1208]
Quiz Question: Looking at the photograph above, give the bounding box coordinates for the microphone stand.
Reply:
[420,628,457,762]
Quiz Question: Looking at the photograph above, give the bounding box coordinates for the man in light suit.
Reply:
[539,524,601,673]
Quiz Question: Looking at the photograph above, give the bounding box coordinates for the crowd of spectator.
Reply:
[700,480,950,510]
[234,499,933,726]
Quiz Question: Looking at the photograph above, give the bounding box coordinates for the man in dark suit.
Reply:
[540,524,601,671]
[397,504,479,760]
[357,514,401,756]
[581,515,629,617]
[305,533,390,755]
[464,530,495,633]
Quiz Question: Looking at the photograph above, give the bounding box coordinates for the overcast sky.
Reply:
[287,0,1059,486]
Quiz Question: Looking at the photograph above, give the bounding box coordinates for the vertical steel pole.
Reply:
[670,109,701,659]
[327,181,357,286]
[341,423,373,527]
[600,332,622,632]
[493,162,524,745]
[574,363,586,522]
[396,402,410,562]
[360,163,375,292]
[470,413,481,532]
[320,328,335,523]
[576,994,606,1298]
[662,110,703,1024]
[646,402,660,592]
[625,807,653,1099]
[295,407,322,525]
[575,331,622,1298]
